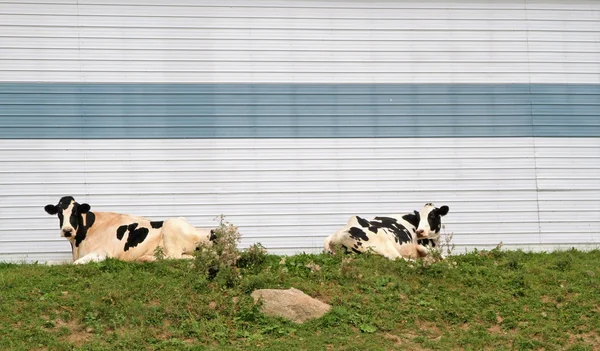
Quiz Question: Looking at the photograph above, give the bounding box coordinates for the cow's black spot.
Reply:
[402,211,420,228]
[116,225,128,240]
[58,196,74,210]
[371,217,399,230]
[428,212,442,234]
[73,210,95,247]
[351,247,362,254]
[58,212,64,228]
[124,226,150,251]
[127,223,138,232]
[374,216,397,223]
[367,217,413,244]
[209,229,217,241]
[368,226,378,233]
[150,221,163,229]
[390,223,412,244]
[74,226,87,247]
[86,212,95,228]
[348,227,369,241]
[356,241,363,246]
[356,216,370,228]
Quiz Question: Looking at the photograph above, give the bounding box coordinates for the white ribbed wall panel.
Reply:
[1,138,599,262]
[1,0,599,83]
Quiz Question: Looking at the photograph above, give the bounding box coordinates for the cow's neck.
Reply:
[68,211,97,259]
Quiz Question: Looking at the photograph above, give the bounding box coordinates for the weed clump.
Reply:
[194,215,241,281]
[237,243,268,269]
[194,216,271,286]
[423,229,456,265]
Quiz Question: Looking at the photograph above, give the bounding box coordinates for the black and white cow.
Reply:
[324,203,450,260]
[44,196,216,264]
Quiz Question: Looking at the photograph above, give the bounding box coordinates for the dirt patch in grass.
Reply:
[415,319,441,339]
[487,324,503,334]
[567,330,600,348]
[383,333,404,345]
[55,318,93,346]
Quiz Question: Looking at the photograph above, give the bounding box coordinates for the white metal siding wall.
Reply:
[0,0,599,262]
[1,0,599,84]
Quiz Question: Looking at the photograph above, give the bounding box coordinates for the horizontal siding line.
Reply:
[0,92,599,96]
[3,13,600,22]
[1,103,598,107]
[1,1,599,12]
[0,200,548,209]
[1,176,596,182]
[0,115,548,119]
[3,124,600,128]
[0,168,547,172]
[4,59,600,64]
[0,167,552,172]
[0,157,570,161]
[2,25,599,32]
[1,114,597,118]
[2,197,596,203]
[3,38,600,46]
[2,70,597,74]
[0,103,556,106]
[1,203,596,210]
[0,178,549,184]
[0,146,546,151]
[2,124,599,127]
[0,124,548,128]
[1,189,546,197]
[0,170,570,174]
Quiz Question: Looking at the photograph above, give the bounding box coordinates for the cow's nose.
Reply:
[63,228,73,237]
[416,229,426,237]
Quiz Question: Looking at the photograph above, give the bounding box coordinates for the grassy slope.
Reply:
[1,249,599,351]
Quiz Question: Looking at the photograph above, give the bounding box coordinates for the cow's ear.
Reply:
[45,204,58,215]
[79,203,91,214]
[438,205,449,216]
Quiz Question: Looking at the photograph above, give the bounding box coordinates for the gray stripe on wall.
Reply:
[0,83,598,138]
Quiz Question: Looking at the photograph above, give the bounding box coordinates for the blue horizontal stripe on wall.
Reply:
[0,83,598,138]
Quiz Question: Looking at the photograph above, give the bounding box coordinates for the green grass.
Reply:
[1,249,599,351]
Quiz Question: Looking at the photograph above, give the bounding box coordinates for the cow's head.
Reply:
[415,203,449,239]
[44,196,91,238]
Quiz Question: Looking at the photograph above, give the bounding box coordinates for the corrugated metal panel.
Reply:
[0,83,598,138]
[0,137,545,260]
[1,0,599,83]
[1,137,597,261]
[534,137,600,247]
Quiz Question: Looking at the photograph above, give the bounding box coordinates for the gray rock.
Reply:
[251,288,331,324]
